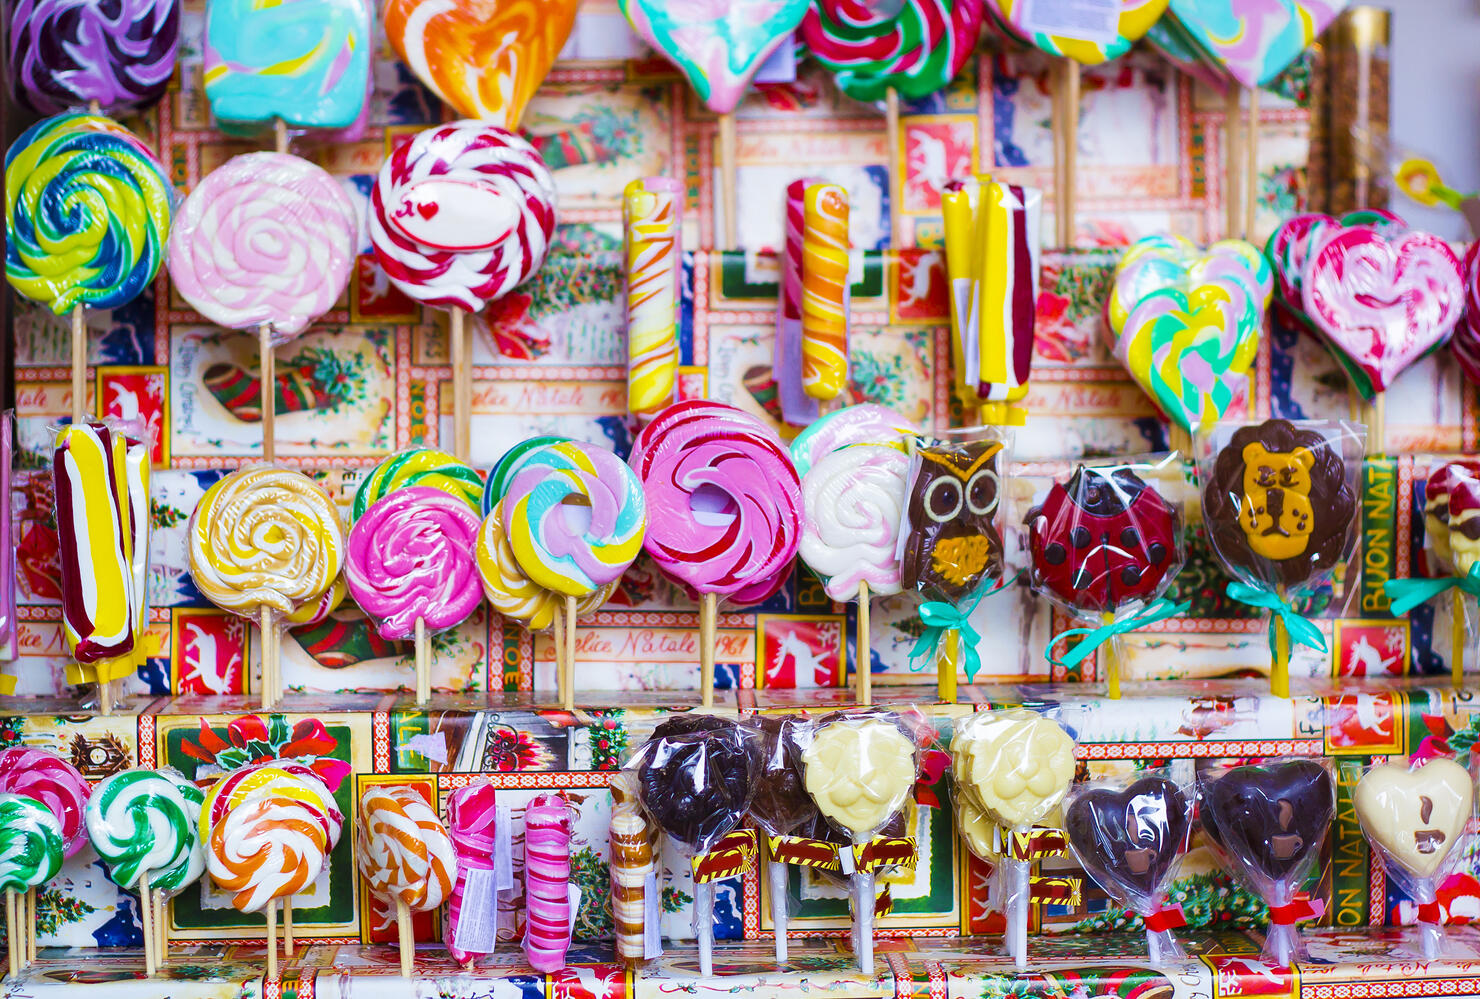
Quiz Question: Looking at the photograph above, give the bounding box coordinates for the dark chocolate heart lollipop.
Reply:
[1200,760,1334,883]
[637,716,753,852]
[1066,776,1190,900]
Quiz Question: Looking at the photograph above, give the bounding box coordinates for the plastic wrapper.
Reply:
[899,427,1011,688]
[368,120,556,313]
[85,767,205,898]
[1106,235,1268,434]
[1198,759,1335,966]
[1064,771,1192,964]
[1354,757,1473,959]
[1199,419,1362,696]
[950,708,1075,969]
[798,441,910,603]
[773,177,824,426]
[442,782,512,967]
[166,152,357,345]
[797,0,982,103]
[1265,210,1407,320]
[203,0,370,133]
[1451,242,1480,385]
[1026,454,1188,697]
[0,748,90,860]
[5,112,175,316]
[746,715,817,961]
[799,182,850,403]
[1158,1,1344,89]
[7,0,179,116]
[0,793,64,893]
[630,714,756,976]
[522,793,574,972]
[609,772,658,968]
[798,710,919,974]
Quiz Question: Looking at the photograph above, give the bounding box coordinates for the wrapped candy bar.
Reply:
[1199,759,1334,965]
[1065,772,1192,964]
[1200,419,1361,697]
[442,782,508,968]
[631,715,755,976]
[1027,456,1188,697]
[745,716,818,961]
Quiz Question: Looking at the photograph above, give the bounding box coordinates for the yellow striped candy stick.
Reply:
[975,182,1042,426]
[801,183,850,401]
[942,177,983,410]
[124,437,150,672]
[624,177,682,422]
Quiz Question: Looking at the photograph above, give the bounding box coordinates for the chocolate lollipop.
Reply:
[747,715,815,963]
[900,439,1005,603]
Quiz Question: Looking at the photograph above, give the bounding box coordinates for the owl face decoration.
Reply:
[901,439,1004,602]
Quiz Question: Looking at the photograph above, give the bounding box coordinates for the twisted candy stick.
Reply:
[356,786,457,911]
[167,153,357,341]
[799,0,984,102]
[369,121,556,313]
[0,795,64,892]
[0,749,90,859]
[609,772,654,967]
[476,503,613,630]
[7,0,180,116]
[344,487,483,640]
[443,782,498,965]
[122,436,150,672]
[354,448,484,522]
[624,178,682,422]
[187,467,345,618]
[801,184,851,402]
[523,794,573,972]
[5,112,174,314]
[799,444,910,602]
[85,767,204,893]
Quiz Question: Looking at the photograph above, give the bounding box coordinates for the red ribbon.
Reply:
[1268,898,1326,926]
[1143,905,1187,932]
[1417,902,1444,924]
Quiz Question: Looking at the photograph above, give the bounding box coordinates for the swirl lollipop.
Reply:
[8,0,180,116]
[353,448,483,521]
[0,794,64,977]
[187,466,345,708]
[356,785,457,978]
[5,112,173,429]
[631,401,801,705]
[84,768,204,974]
[0,747,89,966]
[345,487,482,703]
[369,121,556,459]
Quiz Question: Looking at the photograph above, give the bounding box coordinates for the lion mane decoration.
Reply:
[1203,419,1356,589]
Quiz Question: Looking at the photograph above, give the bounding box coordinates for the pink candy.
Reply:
[631,401,801,596]
[344,486,482,640]
[1454,242,1480,384]
[0,748,90,858]
[522,793,572,972]
[443,783,497,965]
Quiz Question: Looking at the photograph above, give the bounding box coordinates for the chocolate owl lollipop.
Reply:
[1065,773,1192,964]
[1198,759,1335,966]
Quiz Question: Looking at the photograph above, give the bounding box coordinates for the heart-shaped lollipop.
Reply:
[618,0,810,113]
[1200,760,1334,884]
[1109,236,1272,335]
[383,0,578,129]
[1066,776,1190,899]
[1301,228,1464,397]
[1353,759,1472,882]
[987,0,1170,64]
[1167,0,1345,88]
[1265,210,1408,311]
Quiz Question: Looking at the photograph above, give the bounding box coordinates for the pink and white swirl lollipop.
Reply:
[0,748,90,859]
[167,152,356,342]
[523,793,573,972]
[344,486,482,702]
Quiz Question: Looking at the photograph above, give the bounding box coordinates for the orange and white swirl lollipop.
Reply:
[357,784,457,976]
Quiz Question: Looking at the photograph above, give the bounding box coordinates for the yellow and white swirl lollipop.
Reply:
[475,503,613,631]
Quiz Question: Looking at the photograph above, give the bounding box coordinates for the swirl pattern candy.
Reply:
[53,422,136,669]
[0,795,65,892]
[6,112,174,315]
[477,503,614,629]
[1454,243,1480,386]
[345,486,483,639]
[1167,0,1344,88]
[989,0,1170,64]
[188,467,345,618]
[167,153,357,341]
[201,761,343,913]
[631,401,802,596]
[7,0,180,116]
[384,0,578,130]
[790,403,919,477]
[483,436,567,514]
[625,178,682,421]
[800,444,909,602]
[801,184,851,402]
[204,0,370,131]
[609,772,655,966]
[356,785,457,911]
[284,576,347,628]
[85,768,205,893]
[0,748,90,859]
[1110,235,1271,335]
[800,0,984,102]
[523,793,573,971]
[443,782,497,963]
[504,441,646,597]
[354,448,484,521]
[369,121,556,313]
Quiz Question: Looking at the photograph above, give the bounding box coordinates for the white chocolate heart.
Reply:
[1354,759,1473,881]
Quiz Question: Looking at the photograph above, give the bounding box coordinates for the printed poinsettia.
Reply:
[180,714,351,790]
[481,725,554,771]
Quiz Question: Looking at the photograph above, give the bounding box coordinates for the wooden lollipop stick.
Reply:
[397,899,413,978]
[1052,63,1068,246]
[260,325,275,463]
[265,899,278,982]
[720,114,738,250]
[1271,584,1291,698]
[8,889,17,980]
[1453,590,1467,687]
[1063,61,1080,248]
[1225,88,1242,240]
[1101,611,1121,699]
[450,309,469,462]
[937,631,958,703]
[551,602,565,707]
[415,618,428,705]
[155,890,166,962]
[857,582,871,706]
[283,897,294,955]
[27,887,35,964]
[260,607,273,710]
[700,593,717,708]
[71,305,86,426]
[275,118,288,155]
[138,872,154,976]
[563,595,577,712]
[886,88,903,250]
[1244,88,1260,239]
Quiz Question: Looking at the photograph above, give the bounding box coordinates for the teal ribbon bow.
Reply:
[908,575,1017,682]
[1383,564,1480,615]
[1046,598,1191,670]
[1224,582,1328,655]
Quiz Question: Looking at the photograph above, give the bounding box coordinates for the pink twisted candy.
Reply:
[1455,243,1480,385]
[522,793,572,972]
[631,401,801,595]
[345,486,483,640]
[443,782,497,964]
[369,121,556,313]
[0,748,90,858]
[167,152,357,340]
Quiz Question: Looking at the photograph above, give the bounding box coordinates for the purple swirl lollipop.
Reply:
[8,0,180,115]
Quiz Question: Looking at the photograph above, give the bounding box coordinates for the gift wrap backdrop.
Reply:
[6,3,1480,996]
